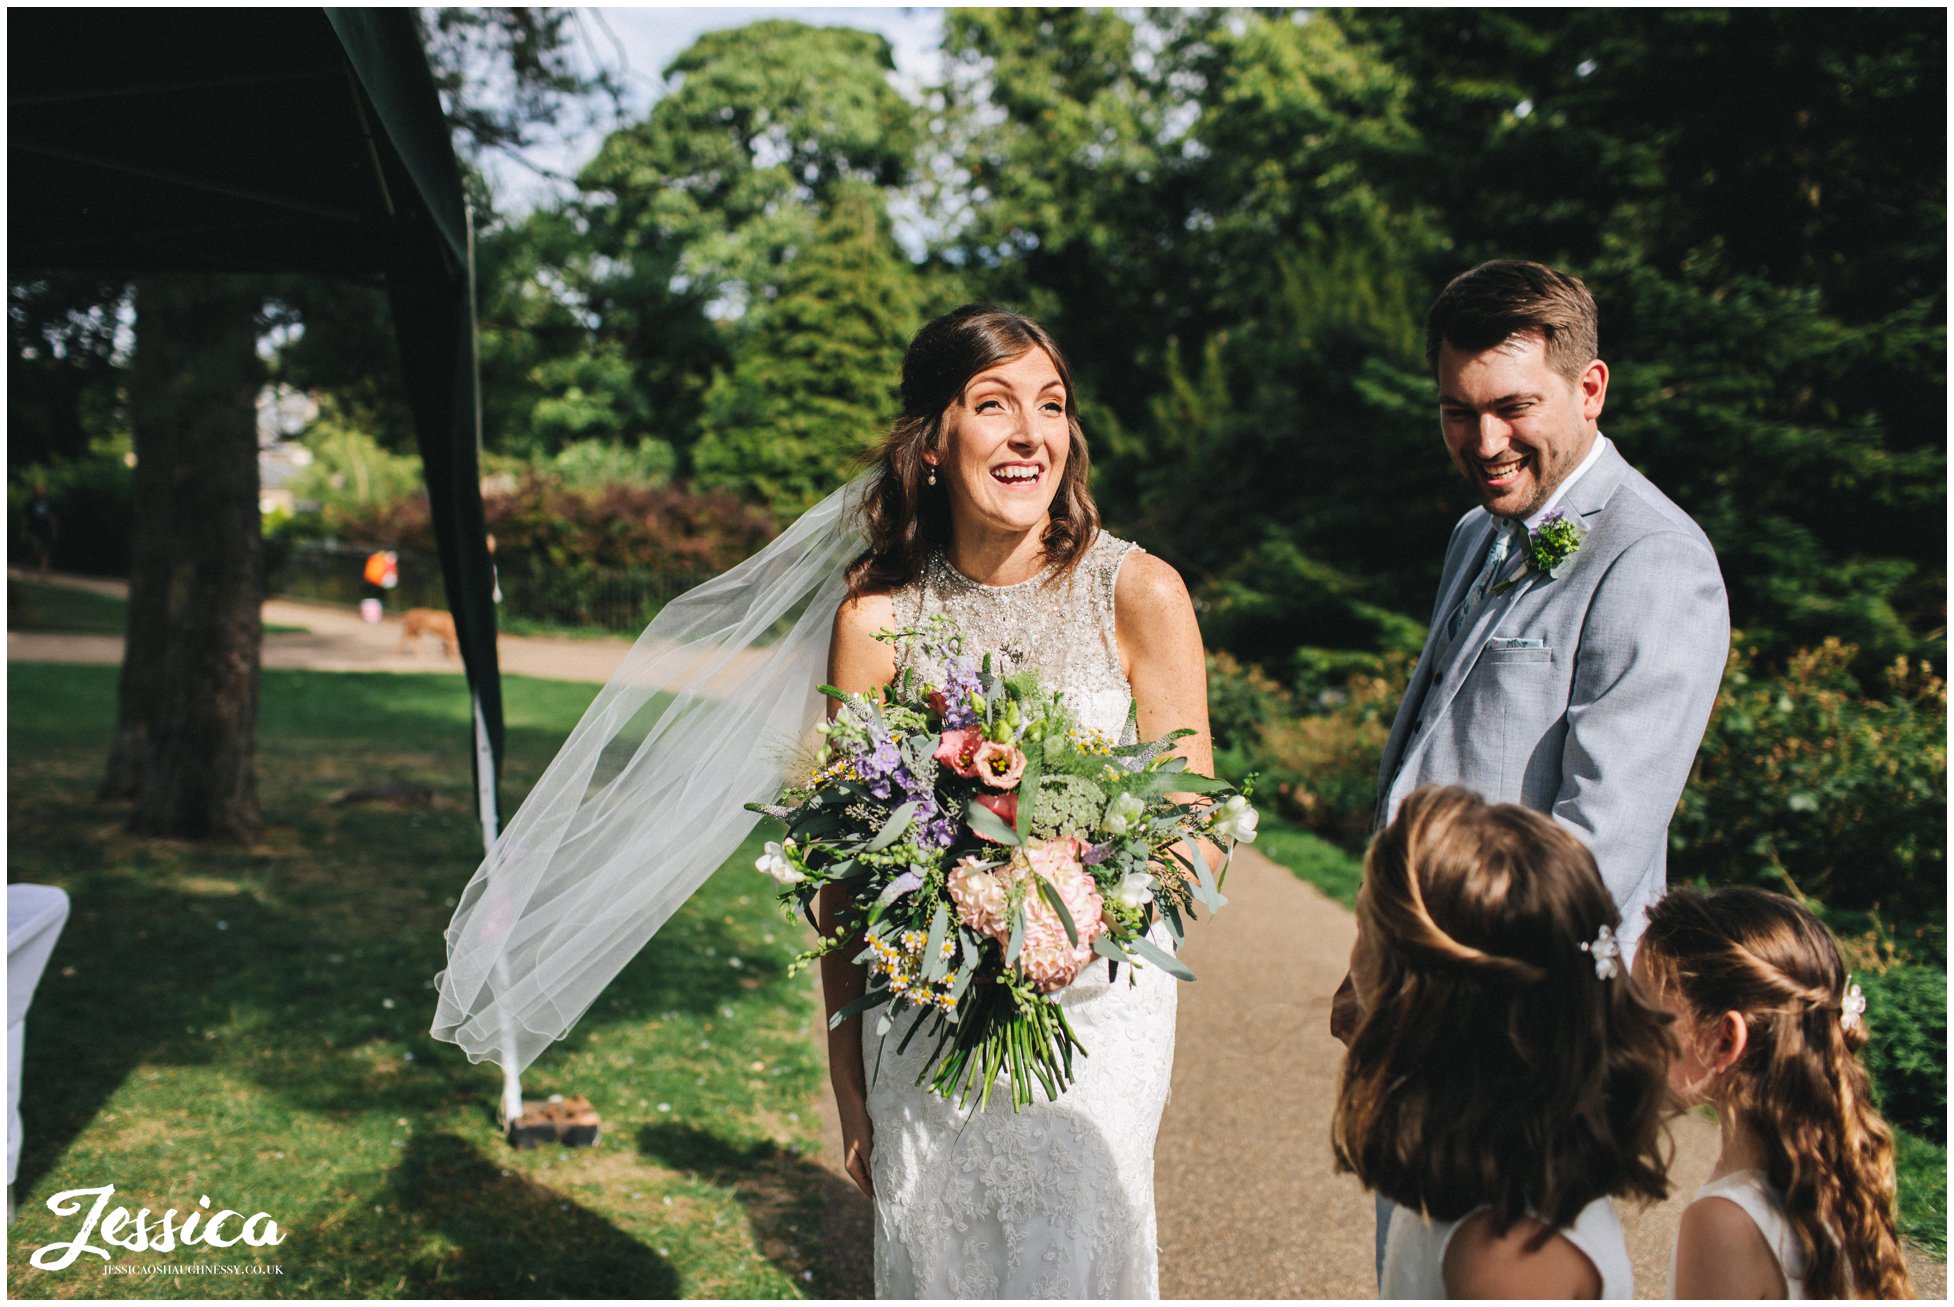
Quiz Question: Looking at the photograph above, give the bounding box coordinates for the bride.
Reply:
[430,302,1212,1301]
[825,304,1214,1298]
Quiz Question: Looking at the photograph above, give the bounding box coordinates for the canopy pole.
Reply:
[463,202,522,1129]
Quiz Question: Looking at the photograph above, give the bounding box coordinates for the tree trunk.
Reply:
[108,274,264,840]
[99,309,174,800]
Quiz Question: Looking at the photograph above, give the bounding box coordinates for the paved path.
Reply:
[14,571,1944,1298]
[10,571,640,685]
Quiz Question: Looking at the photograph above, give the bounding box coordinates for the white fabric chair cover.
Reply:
[9,884,70,1188]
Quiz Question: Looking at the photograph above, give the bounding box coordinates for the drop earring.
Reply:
[927,465,937,487]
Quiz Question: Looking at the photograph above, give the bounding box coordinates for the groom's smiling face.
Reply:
[1437,333,1606,519]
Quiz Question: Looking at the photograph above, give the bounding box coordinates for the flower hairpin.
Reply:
[1580,924,1620,980]
[1841,980,1867,1033]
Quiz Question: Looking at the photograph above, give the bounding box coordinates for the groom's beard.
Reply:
[1472,439,1581,519]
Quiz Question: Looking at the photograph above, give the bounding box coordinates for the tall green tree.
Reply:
[8,277,128,472]
[1334,7,1947,671]
[580,20,919,314]
[931,9,1217,434]
[691,185,926,518]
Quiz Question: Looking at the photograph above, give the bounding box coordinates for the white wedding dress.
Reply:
[865,530,1178,1299]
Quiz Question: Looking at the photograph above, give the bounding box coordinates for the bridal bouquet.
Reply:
[749,616,1257,1110]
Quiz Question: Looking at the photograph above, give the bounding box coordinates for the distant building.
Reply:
[258,384,319,516]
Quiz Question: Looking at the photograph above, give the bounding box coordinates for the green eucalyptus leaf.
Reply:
[964,798,1022,846]
[1128,934,1196,982]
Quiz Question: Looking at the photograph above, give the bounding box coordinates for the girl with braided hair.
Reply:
[1333,784,1673,1297]
[1636,886,1911,1299]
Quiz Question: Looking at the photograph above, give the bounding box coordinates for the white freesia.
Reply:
[1112,870,1154,911]
[1102,791,1147,836]
[755,840,804,885]
[1210,795,1259,844]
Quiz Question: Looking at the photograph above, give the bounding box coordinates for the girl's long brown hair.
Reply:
[845,304,1100,599]
[1332,785,1673,1233]
[1640,886,1912,1299]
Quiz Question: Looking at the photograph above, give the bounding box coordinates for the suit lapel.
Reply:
[1383,440,1630,803]
[1376,515,1500,800]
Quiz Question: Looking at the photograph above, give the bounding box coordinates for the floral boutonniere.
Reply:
[1491,509,1587,596]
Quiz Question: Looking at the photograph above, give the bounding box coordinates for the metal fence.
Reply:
[266,538,709,634]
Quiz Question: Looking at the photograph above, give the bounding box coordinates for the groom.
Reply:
[1334,260,1728,1270]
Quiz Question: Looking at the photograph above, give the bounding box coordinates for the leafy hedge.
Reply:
[8,446,135,577]
[1671,638,1946,923]
[282,472,779,633]
[1213,637,1947,1146]
[1857,960,1947,1138]
[1207,650,1408,849]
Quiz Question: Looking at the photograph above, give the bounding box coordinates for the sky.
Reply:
[479,6,947,213]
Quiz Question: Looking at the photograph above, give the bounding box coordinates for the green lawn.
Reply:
[9,580,138,636]
[1253,818,1363,909]
[9,580,308,636]
[7,663,838,1298]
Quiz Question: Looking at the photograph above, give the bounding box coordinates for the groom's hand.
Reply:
[1330,971,1362,1047]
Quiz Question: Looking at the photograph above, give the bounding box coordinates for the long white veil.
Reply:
[431,473,873,1076]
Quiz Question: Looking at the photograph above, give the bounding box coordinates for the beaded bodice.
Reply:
[893,530,1142,746]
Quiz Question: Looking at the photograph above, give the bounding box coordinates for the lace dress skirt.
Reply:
[864,947,1177,1298]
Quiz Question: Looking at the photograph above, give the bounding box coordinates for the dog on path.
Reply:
[396,608,459,658]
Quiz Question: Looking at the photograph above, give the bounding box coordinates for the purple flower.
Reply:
[874,868,926,909]
[934,656,982,729]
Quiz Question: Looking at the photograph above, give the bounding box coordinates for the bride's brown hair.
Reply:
[845,304,1100,599]
[1332,786,1672,1233]
[1639,886,1911,1299]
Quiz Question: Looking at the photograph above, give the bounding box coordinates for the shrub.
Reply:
[1857,959,1947,1138]
[286,402,426,519]
[8,444,134,577]
[1206,649,1410,850]
[547,437,676,490]
[291,472,779,631]
[1671,638,1946,923]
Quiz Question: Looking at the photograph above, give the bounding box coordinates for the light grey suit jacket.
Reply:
[1376,439,1729,951]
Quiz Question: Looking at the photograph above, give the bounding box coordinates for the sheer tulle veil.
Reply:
[431,472,874,1075]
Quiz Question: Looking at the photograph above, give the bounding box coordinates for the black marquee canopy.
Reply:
[9,6,506,827]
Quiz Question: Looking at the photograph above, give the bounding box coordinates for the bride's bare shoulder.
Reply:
[830,589,898,691]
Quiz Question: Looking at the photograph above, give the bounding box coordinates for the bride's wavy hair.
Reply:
[1332,786,1673,1234]
[846,304,1100,599]
[1638,887,1911,1299]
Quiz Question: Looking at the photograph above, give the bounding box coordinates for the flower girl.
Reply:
[1636,885,1912,1299]
[1332,784,1672,1298]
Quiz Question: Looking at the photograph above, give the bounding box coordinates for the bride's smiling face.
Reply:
[930,348,1071,539]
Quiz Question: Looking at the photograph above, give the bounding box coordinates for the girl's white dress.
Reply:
[1380,1195,1634,1299]
[1668,1168,1808,1298]
[865,531,1177,1299]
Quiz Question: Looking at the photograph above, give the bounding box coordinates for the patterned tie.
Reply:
[1446,522,1515,641]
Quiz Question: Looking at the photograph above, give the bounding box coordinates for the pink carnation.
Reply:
[973,739,1028,790]
[952,837,1107,994]
[1013,838,1106,992]
[948,856,1010,937]
[934,727,985,778]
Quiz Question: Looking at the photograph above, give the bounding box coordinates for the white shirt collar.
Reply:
[1523,433,1609,531]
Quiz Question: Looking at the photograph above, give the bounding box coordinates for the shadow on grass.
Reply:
[10,660,827,1296]
[302,1130,681,1297]
[10,861,781,1199]
[636,1120,873,1298]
